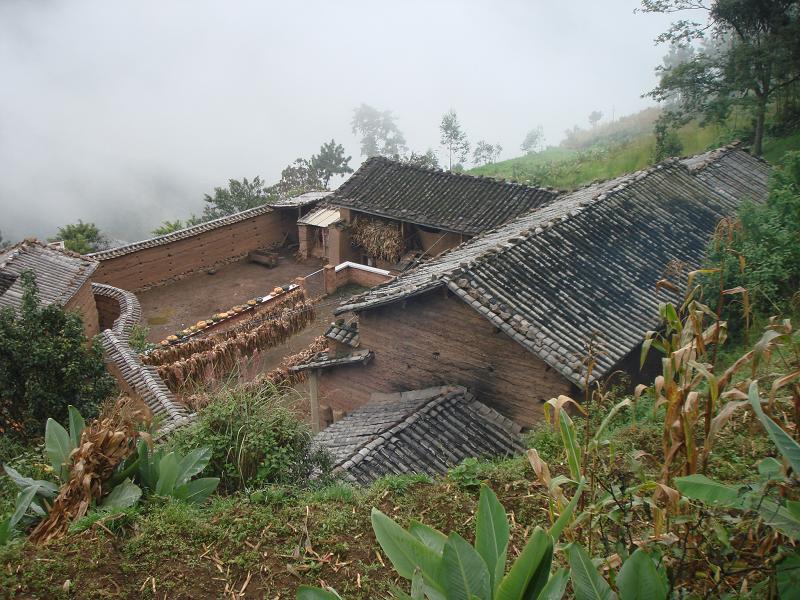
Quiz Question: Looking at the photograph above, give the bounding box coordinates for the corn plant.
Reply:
[529,395,678,547]
[1,406,141,544]
[676,381,800,540]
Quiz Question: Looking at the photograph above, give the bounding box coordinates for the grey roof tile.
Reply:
[335,148,770,387]
[329,156,559,235]
[314,385,524,484]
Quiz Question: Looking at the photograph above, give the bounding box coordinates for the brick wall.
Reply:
[64,280,100,338]
[92,211,288,291]
[319,289,573,428]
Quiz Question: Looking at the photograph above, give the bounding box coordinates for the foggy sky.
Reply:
[0,0,681,244]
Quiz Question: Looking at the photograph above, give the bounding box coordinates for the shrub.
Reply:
[0,272,115,439]
[704,151,800,326]
[168,383,331,493]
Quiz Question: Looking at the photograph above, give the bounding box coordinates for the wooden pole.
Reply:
[309,369,320,434]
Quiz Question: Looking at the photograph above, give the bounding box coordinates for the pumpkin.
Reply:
[196,321,207,328]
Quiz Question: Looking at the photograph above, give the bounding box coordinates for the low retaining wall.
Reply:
[90,206,298,292]
[323,262,392,295]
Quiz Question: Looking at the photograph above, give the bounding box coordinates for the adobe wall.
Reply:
[92,211,288,291]
[64,280,100,338]
[415,227,464,256]
[319,289,573,428]
[323,264,392,295]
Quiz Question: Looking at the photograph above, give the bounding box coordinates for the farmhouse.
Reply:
[306,147,770,429]
[298,156,559,268]
[0,240,100,337]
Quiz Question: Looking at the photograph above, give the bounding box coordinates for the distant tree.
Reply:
[202,177,274,220]
[653,112,686,161]
[152,220,185,236]
[439,109,470,170]
[640,0,800,156]
[0,232,11,250]
[472,140,503,165]
[269,159,324,199]
[0,272,115,439]
[49,221,105,254]
[351,103,407,157]
[309,139,353,188]
[400,149,440,169]
[521,126,545,154]
[589,110,603,128]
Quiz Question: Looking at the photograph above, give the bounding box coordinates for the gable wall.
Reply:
[319,290,573,427]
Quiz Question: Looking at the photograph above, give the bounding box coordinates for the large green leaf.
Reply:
[590,399,632,451]
[136,440,158,490]
[371,508,444,594]
[566,543,616,600]
[174,477,220,505]
[674,474,743,508]
[3,465,59,498]
[616,549,667,600]
[67,405,85,449]
[409,521,447,555]
[536,567,569,600]
[496,527,553,600]
[748,381,800,474]
[175,448,211,488]
[441,532,491,600]
[559,410,582,482]
[475,485,509,592]
[296,586,342,600]
[10,486,39,529]
[45,418,73,481]
[754,497,800,540]
[155,452,179,496]
[101,480,142,510]
[549,480,585,541]
[776,553,800,600]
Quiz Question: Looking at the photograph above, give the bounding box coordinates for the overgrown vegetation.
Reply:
[0,272,114,439]
[168,384,330,493]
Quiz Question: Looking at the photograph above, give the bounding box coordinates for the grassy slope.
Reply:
[470,119,800,189]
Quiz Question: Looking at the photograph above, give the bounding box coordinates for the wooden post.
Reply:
[309,369,320,434]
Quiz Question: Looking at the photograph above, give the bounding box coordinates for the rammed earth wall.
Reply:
[319,289,573,428]
[91,209,295,291]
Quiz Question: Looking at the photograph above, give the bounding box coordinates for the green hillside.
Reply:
[470,108,800,189]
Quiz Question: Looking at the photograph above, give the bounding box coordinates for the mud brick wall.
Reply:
[92,211,287,291]
[64,280,100,338]
[319,289,573,428]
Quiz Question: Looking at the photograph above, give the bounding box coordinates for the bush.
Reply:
[704,151,800,325]
[0,272,115,439]
[168,384,331,493]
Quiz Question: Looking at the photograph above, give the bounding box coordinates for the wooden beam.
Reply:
[309,369,320,434]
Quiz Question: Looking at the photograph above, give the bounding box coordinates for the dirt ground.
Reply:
[137,250,325,343]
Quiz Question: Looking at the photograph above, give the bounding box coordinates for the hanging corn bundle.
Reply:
[30,398,150,543]
[142,288,310,367]
[156,300,316,391]
[351,218,404,263]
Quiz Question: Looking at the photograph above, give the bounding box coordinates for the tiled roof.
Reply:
[291,349,373,372]
[336,149,769,387]
[89,204,275,260]
[272,190,332,208]
[314,386,523,484]
[325,321,359,347]
[0,240,98,312]
[98,329,192,434]
[91,283,142,341]
[680,143,770,204]
[329,156,559,235]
